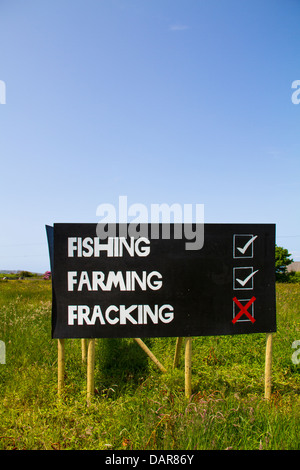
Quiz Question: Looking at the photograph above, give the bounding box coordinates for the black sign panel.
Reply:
[46,223,276,339]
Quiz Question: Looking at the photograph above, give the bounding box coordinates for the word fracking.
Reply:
[96,196,204,250]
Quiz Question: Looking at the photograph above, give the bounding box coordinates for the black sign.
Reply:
[46,223,276,339]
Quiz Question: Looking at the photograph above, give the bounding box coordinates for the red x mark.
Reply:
[232,296,256,324]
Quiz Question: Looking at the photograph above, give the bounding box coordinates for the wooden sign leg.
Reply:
[264,333,273,400]
[173,337,183,368]
[81,338,87,363]
[87,339,95,404]
[58,339,65,398]
[134,338,167,373]
[185,337,192,399]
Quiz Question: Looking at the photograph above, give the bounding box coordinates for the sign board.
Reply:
[46,223,276,339]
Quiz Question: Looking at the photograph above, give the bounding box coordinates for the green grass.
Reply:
[0,280,299,450]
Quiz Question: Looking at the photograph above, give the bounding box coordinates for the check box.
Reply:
[233,234,257,259]
[233,297,255,323]
[233,267,259,290]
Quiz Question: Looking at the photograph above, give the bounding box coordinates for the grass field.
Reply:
[0,280,299,450]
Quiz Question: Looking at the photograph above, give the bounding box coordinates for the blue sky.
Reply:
[0,0,299,272]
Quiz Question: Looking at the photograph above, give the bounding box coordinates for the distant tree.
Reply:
[19,270,34,278]
[275,245,293,281]
[287,270,300,283]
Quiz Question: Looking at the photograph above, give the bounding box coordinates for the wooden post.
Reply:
[81,338,87,363]
[57,339,65,398]
[185,337,192,399]
[134,338,167,373]
[173,337,183,368]
[87,339,95,403]
[264,333,273,400]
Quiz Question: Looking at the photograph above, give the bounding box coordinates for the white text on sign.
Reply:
[68,237,150,258]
